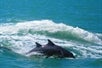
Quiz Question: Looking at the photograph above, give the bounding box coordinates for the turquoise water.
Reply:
[0,0,102,68]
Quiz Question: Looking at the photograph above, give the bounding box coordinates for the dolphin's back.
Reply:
[26,40,75,58]
[53,45,75,58]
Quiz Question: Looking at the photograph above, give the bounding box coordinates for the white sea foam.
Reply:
[0,20,102,58]
[0,20,102,45]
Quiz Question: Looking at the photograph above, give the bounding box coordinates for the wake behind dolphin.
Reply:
[26,39,75,58]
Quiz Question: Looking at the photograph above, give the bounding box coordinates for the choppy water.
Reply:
[0,0,102,68]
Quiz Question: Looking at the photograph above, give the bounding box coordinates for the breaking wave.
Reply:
[0,20,102,58]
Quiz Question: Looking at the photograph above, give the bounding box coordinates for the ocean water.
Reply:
[0,0,102,68]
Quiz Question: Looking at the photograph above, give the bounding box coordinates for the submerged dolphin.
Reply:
[27,39,75,58]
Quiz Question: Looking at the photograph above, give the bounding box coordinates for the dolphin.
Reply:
[27,39,75,58]
[43,39,75,58]
[26,42,43,54]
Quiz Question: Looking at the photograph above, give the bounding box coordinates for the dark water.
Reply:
[0,0,102,68]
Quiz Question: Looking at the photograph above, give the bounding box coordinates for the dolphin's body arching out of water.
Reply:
[27,39,75,58]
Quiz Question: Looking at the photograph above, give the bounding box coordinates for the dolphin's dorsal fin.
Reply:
[35,42,42,48]
[47,39,55,46]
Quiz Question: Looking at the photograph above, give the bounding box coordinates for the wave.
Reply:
[0,20,102,44]
[0,20,102,58]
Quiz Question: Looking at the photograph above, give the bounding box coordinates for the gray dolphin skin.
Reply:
[26,42,43,54]
[27,39,75,58]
